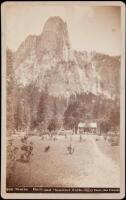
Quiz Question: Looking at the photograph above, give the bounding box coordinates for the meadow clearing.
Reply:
[6,133,120,188]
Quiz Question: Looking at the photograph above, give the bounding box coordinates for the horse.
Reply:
[44,145,50,152]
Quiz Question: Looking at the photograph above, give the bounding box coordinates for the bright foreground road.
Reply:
[7,134,120,187]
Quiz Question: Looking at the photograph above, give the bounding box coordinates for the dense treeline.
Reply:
[6,49,15,132]
[64,93,120,133]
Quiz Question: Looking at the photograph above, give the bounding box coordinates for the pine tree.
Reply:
[6,49,15,134]
[37,86,49,129]
[48,99,58,131]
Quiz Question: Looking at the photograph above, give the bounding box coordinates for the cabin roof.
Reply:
[78,122,97,128]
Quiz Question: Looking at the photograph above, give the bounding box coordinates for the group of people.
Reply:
[20,133,87,160]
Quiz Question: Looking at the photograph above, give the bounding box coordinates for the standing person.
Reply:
[26,141,34,162]
[67,143,74,154]
[79,134,82,142]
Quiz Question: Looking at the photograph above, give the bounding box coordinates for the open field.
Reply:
[7,133,120,187]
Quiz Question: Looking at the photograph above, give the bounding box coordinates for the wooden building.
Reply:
[77,122,97,134]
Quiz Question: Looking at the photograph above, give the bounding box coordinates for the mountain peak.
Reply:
[45,16,65,23]
[43,16,66,32]
[40,16,71,58]
[42,16,67,36]
[14,17,120,100]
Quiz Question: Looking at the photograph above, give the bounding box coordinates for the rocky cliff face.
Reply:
[14,16,120,99]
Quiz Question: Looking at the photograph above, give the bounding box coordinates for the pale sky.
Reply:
[5,4,121,56]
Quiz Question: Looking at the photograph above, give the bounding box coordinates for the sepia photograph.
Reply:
[1,1,125,199]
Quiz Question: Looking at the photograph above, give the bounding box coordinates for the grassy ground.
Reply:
[7,134,120,187]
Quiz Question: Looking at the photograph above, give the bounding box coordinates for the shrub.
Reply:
[20,141,34,163]
[7,139,19,185]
